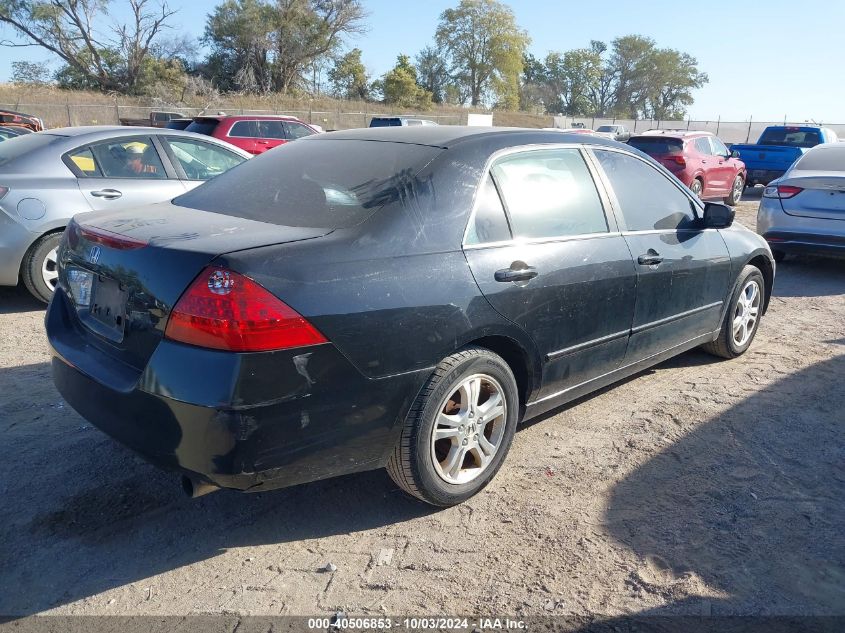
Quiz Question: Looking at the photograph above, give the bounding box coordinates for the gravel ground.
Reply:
[1,191,843,622]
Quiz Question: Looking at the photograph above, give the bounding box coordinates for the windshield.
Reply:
[0,133,63,166]
[596,126,616,133]
[173,139,442,229]
[759,127,822,148]
[627,137,683,155]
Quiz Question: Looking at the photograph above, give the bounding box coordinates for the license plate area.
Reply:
[84,275,128,342]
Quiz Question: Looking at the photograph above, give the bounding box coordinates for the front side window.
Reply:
[284,122,315,139]
[491,148,608,239]
[694,138,712,155]
[595,149,697,232]
[89,138,166,179]
[710,137,730,158]
[165,138,246,180]
[465,175,511,245]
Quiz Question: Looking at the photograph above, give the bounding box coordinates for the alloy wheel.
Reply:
[41,247,59,292]
[732,279,761,347]
[430,374,507,485]
[732,176,744,203]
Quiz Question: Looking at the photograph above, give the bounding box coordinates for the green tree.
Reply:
[203,0,367,94]
[381,54,432,109]
[11,60,49,85]
[0,0,178,94]
[415,46,450,104]
[642,48,708,119]
[542,48,601,115]
[328,47,369,100]
[434,0,529,108]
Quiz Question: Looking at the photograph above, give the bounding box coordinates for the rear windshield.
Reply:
[596,126,616,132]
[173,139,442,228]
[0,133,63,166]
[370,118,401,127]
[794,146,845,172]
[185,119,220,136]
[759,127,822,148]
[627,136,683,154]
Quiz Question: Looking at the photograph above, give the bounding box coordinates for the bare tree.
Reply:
[0,0,177,93]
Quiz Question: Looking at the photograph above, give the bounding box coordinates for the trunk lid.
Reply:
[734,145,804,170]
[779,174,845,220]
[58,201,331,370]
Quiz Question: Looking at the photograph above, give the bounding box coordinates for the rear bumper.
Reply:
[762,231,845,257]
[746,169,786,186]
[46,288,427,491]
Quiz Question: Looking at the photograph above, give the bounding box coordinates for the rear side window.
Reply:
[465,175,511,245]
[285,122,315,139]
[173,139,442,229]
[595,149,697,231]
[89,138,166,180]
[628,137,684,155]
[491,148,607,239]
[256,120,286,139]
[694,138,712,154]
[185,119,220,136]
[66,147,102,177]
[370,118,401,127]
[229,120,260,138]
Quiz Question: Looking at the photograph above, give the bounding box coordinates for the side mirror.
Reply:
[703,202,734,228]
[730,149,740,159]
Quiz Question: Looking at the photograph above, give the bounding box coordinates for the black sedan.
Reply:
[46,127,775,506]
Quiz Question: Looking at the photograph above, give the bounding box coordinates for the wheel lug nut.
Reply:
[462,438,468,446]
[474,434,478,441]
[459,425,464,432]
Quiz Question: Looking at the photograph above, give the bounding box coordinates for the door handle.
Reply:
[256,140,270,144]
[90,189,122,200]
[494,262,538,282]
[637,250,663,266]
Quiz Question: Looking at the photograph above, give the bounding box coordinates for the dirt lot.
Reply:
[1,193,843,624]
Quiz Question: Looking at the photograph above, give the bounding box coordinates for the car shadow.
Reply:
[741,186,764,202]
[0,285,44,314]
[590,348,845,623]
[0,361,437,615]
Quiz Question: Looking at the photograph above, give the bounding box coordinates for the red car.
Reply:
[628,131,746,206]
[185,115,319,155]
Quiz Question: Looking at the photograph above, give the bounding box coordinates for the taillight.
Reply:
[165,267,327,352]
[763,185,803,199]
[662,155,686,168]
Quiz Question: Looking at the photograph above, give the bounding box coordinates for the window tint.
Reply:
[174,139,442,229]
[165,138,245,180]
[794,145,845,172]
[89,138,166,179]
[66,147,101,177]
[491,149,607,239]
[595,150,697,231]
[256,120,286,139]
[694,138,712,155]
[465,175,511,245]
[229,120,259,138]
[284,122,315,139]
[370,118,401,127]
[184,119,219,136]
[627,136,684,155]
[758,128,822,148]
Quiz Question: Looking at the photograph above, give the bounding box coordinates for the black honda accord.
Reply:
[46,127,774,506]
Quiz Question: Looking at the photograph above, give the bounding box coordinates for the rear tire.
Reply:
[701,265,764,359]
[22,232,63,304]
[690,178,703,198]
[387,346,519,506]
[724,174,745,206]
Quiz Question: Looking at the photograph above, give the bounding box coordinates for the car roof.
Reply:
[311,125,622,149]
[635,129,713,139]
[194,114,303,122]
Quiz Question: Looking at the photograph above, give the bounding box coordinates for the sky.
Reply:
[1,0,844,122]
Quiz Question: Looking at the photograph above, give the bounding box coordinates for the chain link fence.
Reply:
[3,102,843,143]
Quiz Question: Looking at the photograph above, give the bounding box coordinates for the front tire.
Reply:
[701,265,765,359]
[387,347,519,506]
[22,232,63,304]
